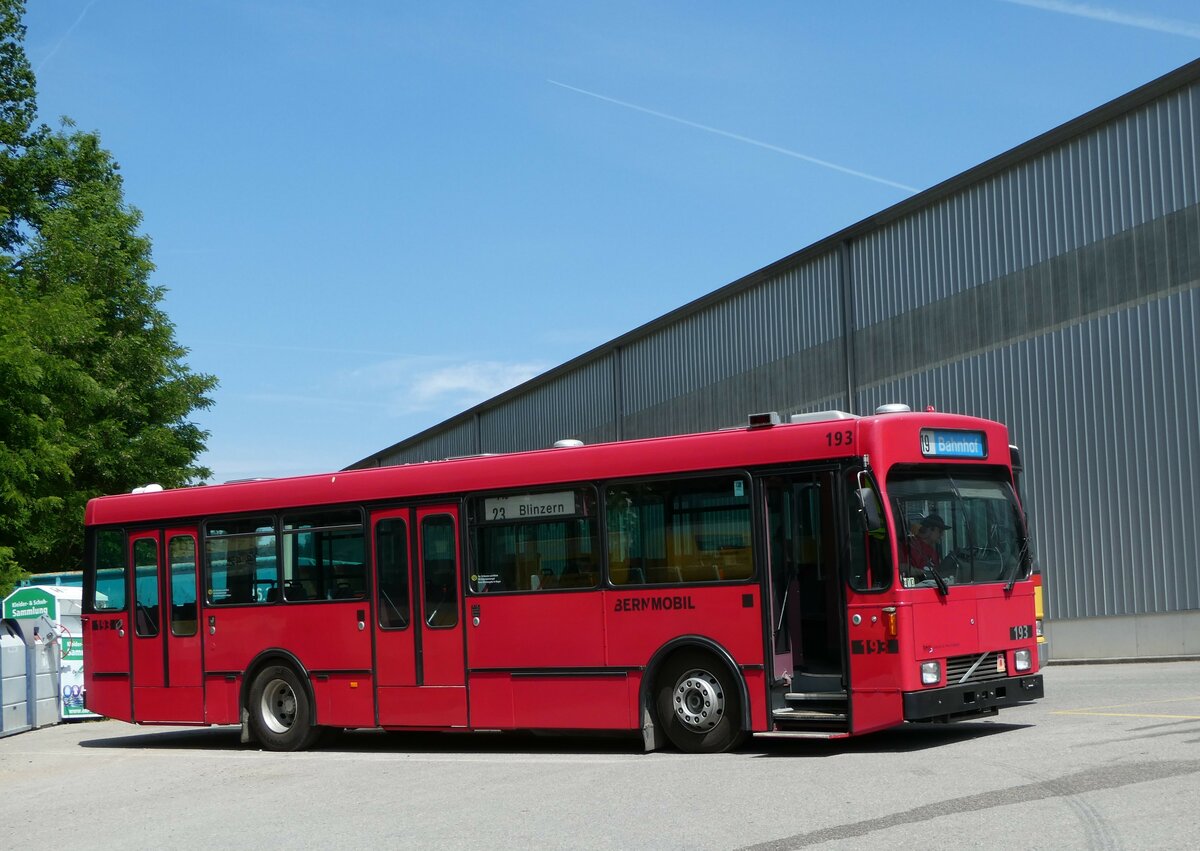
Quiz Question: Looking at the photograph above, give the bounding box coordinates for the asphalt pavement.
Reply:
[1,661,1198,849]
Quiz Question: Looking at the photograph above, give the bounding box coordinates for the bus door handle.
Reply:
[357,610,365,631]
[208,615,216,635]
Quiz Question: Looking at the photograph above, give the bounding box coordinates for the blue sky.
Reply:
[22,1,1200,483]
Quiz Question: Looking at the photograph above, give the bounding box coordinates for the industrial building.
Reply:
[350,59,1200,661]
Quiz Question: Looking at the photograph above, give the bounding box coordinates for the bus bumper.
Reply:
[902,674,1044,722]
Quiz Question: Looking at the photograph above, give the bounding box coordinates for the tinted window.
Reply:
[422,515,458,628]
[282,509,366,601]
[133,538,160,637]
[92,529,127,611]
[470,489,599,593]
[848,470,892,592]
[607,475,753,586]
[376,517,410,628]
[206,517,277,605]
[169,536,198,636]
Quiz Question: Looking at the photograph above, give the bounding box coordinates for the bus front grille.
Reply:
[945,652,1009,684]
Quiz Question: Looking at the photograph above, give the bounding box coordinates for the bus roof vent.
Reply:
[789,410,857,424]
[131,484,164,494]
[875,403,912,415]
[552,439,585,448]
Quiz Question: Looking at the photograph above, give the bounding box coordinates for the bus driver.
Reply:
[906,514,948,574]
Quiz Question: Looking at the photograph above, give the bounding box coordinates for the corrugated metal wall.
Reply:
[377,417,478,466]
[853,80,1199,326]
[356,63,1200,630]
[479,357,615,453]
[621,253,845,437]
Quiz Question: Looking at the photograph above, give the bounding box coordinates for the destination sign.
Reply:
[919,428,987,459]
[483,490,577,522]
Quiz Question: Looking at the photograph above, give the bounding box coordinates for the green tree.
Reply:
[1,0,216,595]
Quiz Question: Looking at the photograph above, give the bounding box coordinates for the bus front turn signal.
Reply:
[883,606,897,638]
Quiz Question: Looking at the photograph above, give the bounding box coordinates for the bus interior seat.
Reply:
[609,563,645,585]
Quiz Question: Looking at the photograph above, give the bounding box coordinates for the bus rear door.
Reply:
[129,530,164,720]
[162,528,204,721]
[83,528,133,721]
[129,528,205,723]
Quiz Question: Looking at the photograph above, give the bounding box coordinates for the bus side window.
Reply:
[470,488,600,593]
[282,509,366,601]
[606,475,752,586]
[205,517,278,606]
[92,529,127,611]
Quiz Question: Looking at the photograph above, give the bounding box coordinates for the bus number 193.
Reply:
[826,430,853,448]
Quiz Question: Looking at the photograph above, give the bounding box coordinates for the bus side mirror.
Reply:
[856,488,884,533]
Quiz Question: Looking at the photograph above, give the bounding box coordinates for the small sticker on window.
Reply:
[734,481,744,498]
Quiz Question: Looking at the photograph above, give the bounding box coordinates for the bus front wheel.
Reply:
[247,665,321,751]
[655,650,745,753]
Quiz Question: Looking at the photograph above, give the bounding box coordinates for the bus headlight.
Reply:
[1014,649,1032,672]
[921,661,941,685]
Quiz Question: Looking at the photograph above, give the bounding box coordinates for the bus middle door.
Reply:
[372,505,467,727]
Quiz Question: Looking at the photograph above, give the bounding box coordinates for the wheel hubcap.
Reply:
[672,669,724,732]
[261,679,297,734]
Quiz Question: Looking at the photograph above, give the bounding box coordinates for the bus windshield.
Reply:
[888,469,1030,589]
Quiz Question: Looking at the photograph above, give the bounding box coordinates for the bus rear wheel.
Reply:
[655,650,745,753]
[247,665,321,751]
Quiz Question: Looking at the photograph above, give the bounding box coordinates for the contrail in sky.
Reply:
[548,80,918,193]
[36,0,101,73]
[998,0,1200,39]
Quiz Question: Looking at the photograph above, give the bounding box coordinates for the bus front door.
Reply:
[764,472,845,692]
[372,505,467,727]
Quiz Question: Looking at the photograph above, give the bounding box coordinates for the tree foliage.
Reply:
[1,0,216,594]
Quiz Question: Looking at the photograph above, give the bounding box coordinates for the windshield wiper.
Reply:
[1006,539,1031,592]
[924,562,950,596]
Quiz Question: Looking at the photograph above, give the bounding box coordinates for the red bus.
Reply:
[81,406,1044,752]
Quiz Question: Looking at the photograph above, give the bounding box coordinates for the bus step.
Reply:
[772,708,848,724]
[790,671,842,692]
[756,731,851,741]
[784,691,848,702]
[782,692,848,714]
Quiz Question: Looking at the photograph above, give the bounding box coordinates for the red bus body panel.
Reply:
[81,611,131,721]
